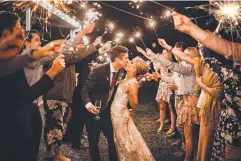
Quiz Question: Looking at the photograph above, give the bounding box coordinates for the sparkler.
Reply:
[187,0,241,38]
[101,21,117,36]
[114,32,124,43]
[133,27,147,48]
[130,0,143,10]
[129,37,137,46]
[147,20,159,39]
[85,9,101,24]
[11,0,74,24]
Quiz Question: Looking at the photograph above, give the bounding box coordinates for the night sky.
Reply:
[1,1,240,59]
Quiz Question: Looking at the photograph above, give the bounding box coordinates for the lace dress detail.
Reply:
[110,80,155,161]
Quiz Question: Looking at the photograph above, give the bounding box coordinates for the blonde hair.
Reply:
[184,47,200,59]
[132,57,149,76]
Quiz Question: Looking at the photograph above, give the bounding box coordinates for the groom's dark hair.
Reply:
[110,45,128,62]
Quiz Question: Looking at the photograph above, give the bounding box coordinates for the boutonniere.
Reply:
[106,76,110,81]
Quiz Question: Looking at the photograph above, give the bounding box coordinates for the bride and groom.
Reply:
[81,45,155,161]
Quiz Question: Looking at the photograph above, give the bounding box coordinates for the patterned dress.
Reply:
[44,100,71,147]
[202,58,241,161]
[156,66,174,103]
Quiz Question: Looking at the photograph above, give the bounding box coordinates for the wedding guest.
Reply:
[43,32,100,160]
[0,11,69,161]
[166,45,223,161]
[22,30,44,161]
[65,37,103,150]
[142,44,201,161]
[172,11,241,63]
[199,47,241,161]
[137,47,176,136]
[171,11,241,160]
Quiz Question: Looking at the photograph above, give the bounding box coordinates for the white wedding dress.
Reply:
[110,80,155,161]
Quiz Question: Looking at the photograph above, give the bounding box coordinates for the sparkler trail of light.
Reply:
[12,0,73,24]
[85,9,101,24]
[186,0,241,39]
[133,27,147,48]
[101,20,119,37]
[129,37,137,46]
[99,1,153,21]
[3,0,81,39]
[147,20,159,39]
[114,32,124,43]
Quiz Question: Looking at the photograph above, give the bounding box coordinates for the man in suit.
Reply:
[81,45,129,161]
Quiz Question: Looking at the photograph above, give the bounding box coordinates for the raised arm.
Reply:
[146,47,193,75]
[0,39,63,76]
[28,24,96,68]
[172,11,241,63]
[16,54,65,104]
[64,36,101,65]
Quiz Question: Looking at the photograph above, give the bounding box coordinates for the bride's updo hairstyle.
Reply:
[132,57,149,76]
[132,57,149,85]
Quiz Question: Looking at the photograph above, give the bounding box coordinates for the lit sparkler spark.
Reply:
[102,22,116,36]
[187,0,241,38]
[85,9,101,24]
[12,0,72,24]
[129,37,137,46]
[108,23,115,30]
[135,32,141,38]
[134,30,147,48]
[129,37,135,43]
[115,32,124,43]
[130,0,143,10]
[147,20,159,39]
[165,10,171,17]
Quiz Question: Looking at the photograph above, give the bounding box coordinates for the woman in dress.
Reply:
[141,45,201,161]
[110,57,155,161]
[137,47,176,136]
[166,46,223,161]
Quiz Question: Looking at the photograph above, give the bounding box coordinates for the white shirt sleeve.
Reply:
[85,102,93,109]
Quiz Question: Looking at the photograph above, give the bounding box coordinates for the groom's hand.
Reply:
[87,105,99,115]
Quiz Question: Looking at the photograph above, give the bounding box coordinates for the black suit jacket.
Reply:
[81,63,125,113]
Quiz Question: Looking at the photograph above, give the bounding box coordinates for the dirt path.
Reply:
[38,102,183,161]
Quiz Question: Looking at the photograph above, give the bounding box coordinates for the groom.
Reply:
[81,45,129,161]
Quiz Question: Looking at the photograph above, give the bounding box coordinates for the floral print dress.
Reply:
[44,100,71,147]
[203,58,241,161]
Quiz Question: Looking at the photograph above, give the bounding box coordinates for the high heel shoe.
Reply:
[157,127,164,135]
[165,131,176,138]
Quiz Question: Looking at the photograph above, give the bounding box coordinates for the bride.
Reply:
[110,57,155,161]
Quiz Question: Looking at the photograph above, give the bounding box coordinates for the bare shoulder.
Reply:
[128,79,139,91]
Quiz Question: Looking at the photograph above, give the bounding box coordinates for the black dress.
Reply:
[0,69,54,161]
